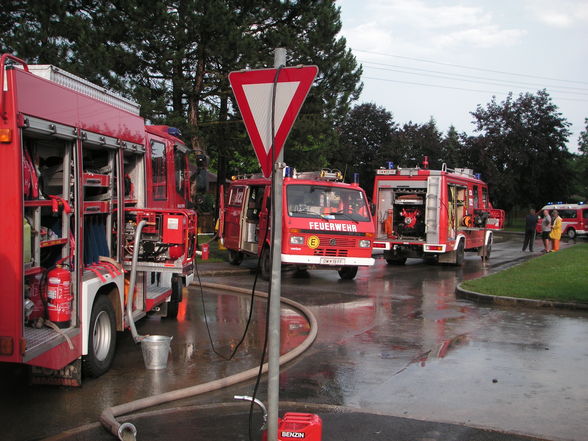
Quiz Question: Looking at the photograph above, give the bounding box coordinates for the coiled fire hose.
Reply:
[100,281,318,441]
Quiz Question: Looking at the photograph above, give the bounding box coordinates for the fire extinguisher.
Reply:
[46,266,72,328]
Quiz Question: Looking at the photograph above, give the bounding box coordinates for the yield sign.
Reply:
[229,65,318,177]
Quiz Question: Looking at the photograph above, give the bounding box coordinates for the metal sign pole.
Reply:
[267,47,287,441]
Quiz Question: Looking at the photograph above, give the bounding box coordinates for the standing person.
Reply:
[540,209,552,252]
[522,208,538,251]
[550,209,563,252]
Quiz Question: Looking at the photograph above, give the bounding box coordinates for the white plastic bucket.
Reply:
[141,335,172,370]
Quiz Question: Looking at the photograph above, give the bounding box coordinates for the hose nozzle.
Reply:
[234,395,268,430]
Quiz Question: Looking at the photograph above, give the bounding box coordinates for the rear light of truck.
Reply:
[0,128,12,143]
[426,245,444,251]
[0,336,14,355]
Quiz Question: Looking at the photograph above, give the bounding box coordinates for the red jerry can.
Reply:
[262,413,322,441]
[201,243,209,260]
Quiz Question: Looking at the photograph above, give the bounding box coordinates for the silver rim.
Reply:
[93,310,111,361]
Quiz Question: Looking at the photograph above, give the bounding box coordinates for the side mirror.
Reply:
[370,203,376,216]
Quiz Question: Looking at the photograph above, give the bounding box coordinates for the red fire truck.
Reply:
[0,54,198,383]
[219,169,375,280]
[372,159,504,265]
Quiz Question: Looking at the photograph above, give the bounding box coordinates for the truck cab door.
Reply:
[257,185,270,249]
[218,184,225,240]
[223,185,245,251]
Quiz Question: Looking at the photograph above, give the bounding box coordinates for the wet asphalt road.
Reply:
[1,234,587,441]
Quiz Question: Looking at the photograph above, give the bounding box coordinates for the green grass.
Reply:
[461,243,588,303]
[197,234,227,263]
[502,217,525,233]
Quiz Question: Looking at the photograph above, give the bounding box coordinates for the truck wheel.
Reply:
[83,295,116,378]
[165,275,182,319]
[454,240,465,266]
[260,246,271,281]
[386,256,407,265]
[384,251,407,265]
[338,266,358,280]
[228,249,243,265]
[566,228,576,240]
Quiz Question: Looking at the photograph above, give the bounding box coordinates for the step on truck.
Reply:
[372,158,504,266]
[0,54,198,384]
[219,168,375,280]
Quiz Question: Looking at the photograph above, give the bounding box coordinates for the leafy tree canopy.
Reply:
[470,90,572,211]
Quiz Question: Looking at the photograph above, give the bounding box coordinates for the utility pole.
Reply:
[267,47,287,441]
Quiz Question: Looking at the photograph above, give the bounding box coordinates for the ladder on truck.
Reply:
[425,176,441,244]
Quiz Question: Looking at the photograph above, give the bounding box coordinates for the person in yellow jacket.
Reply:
[549,209,563,252]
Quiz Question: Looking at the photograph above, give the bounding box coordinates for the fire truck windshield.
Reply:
[286,184,370,222]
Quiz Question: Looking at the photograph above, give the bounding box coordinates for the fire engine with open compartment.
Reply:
[0,54,198,383]
[372,158,504,266]
[219,168,375,280]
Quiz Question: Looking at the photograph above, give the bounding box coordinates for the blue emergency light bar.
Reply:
[167,127,182,137]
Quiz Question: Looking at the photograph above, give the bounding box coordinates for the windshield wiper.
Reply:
[290,209,321,217]
[330,211,359,224]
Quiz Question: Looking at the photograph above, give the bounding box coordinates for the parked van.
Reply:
[536,203,588,239]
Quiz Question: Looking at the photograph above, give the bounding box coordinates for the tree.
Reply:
[331,103,396,194]
[1,1,363,190]
[569,118,588,201]
[440,125,467,169]
[470,90,572,211]
[579,118,588,155]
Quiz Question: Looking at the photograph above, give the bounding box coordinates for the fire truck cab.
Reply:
[372,160,504,265]
[0,54,197,383]
[220,168,375,280]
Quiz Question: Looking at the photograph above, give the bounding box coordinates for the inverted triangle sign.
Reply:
[229,66,318,177]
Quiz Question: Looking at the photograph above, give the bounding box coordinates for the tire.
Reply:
[293,267,310,278]
[385,256,407,265]
[164,275,182,319]
[228,249,243,265]
[566,228,576,240]
[259,246,271,281]
[338,265,358,280]
[424,255,438,265]
[384,251,407,265]
[83,295,116,378]
[454,240,465,266]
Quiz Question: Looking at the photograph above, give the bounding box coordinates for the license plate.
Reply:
[320,257,345,265]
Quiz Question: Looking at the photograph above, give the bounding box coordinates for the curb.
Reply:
[455,283,588,311]
[195,267,253,277]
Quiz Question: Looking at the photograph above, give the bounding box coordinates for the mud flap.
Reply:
[30,358,82,387]
[437,250,456,264]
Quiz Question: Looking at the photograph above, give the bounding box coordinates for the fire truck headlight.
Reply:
[290,236,304,245]
[359,240,371,248]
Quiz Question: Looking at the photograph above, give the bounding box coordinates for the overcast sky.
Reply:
[338,0,588,152]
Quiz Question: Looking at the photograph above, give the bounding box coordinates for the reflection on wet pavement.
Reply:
[270,239,587,441]
[1,236,586,441]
